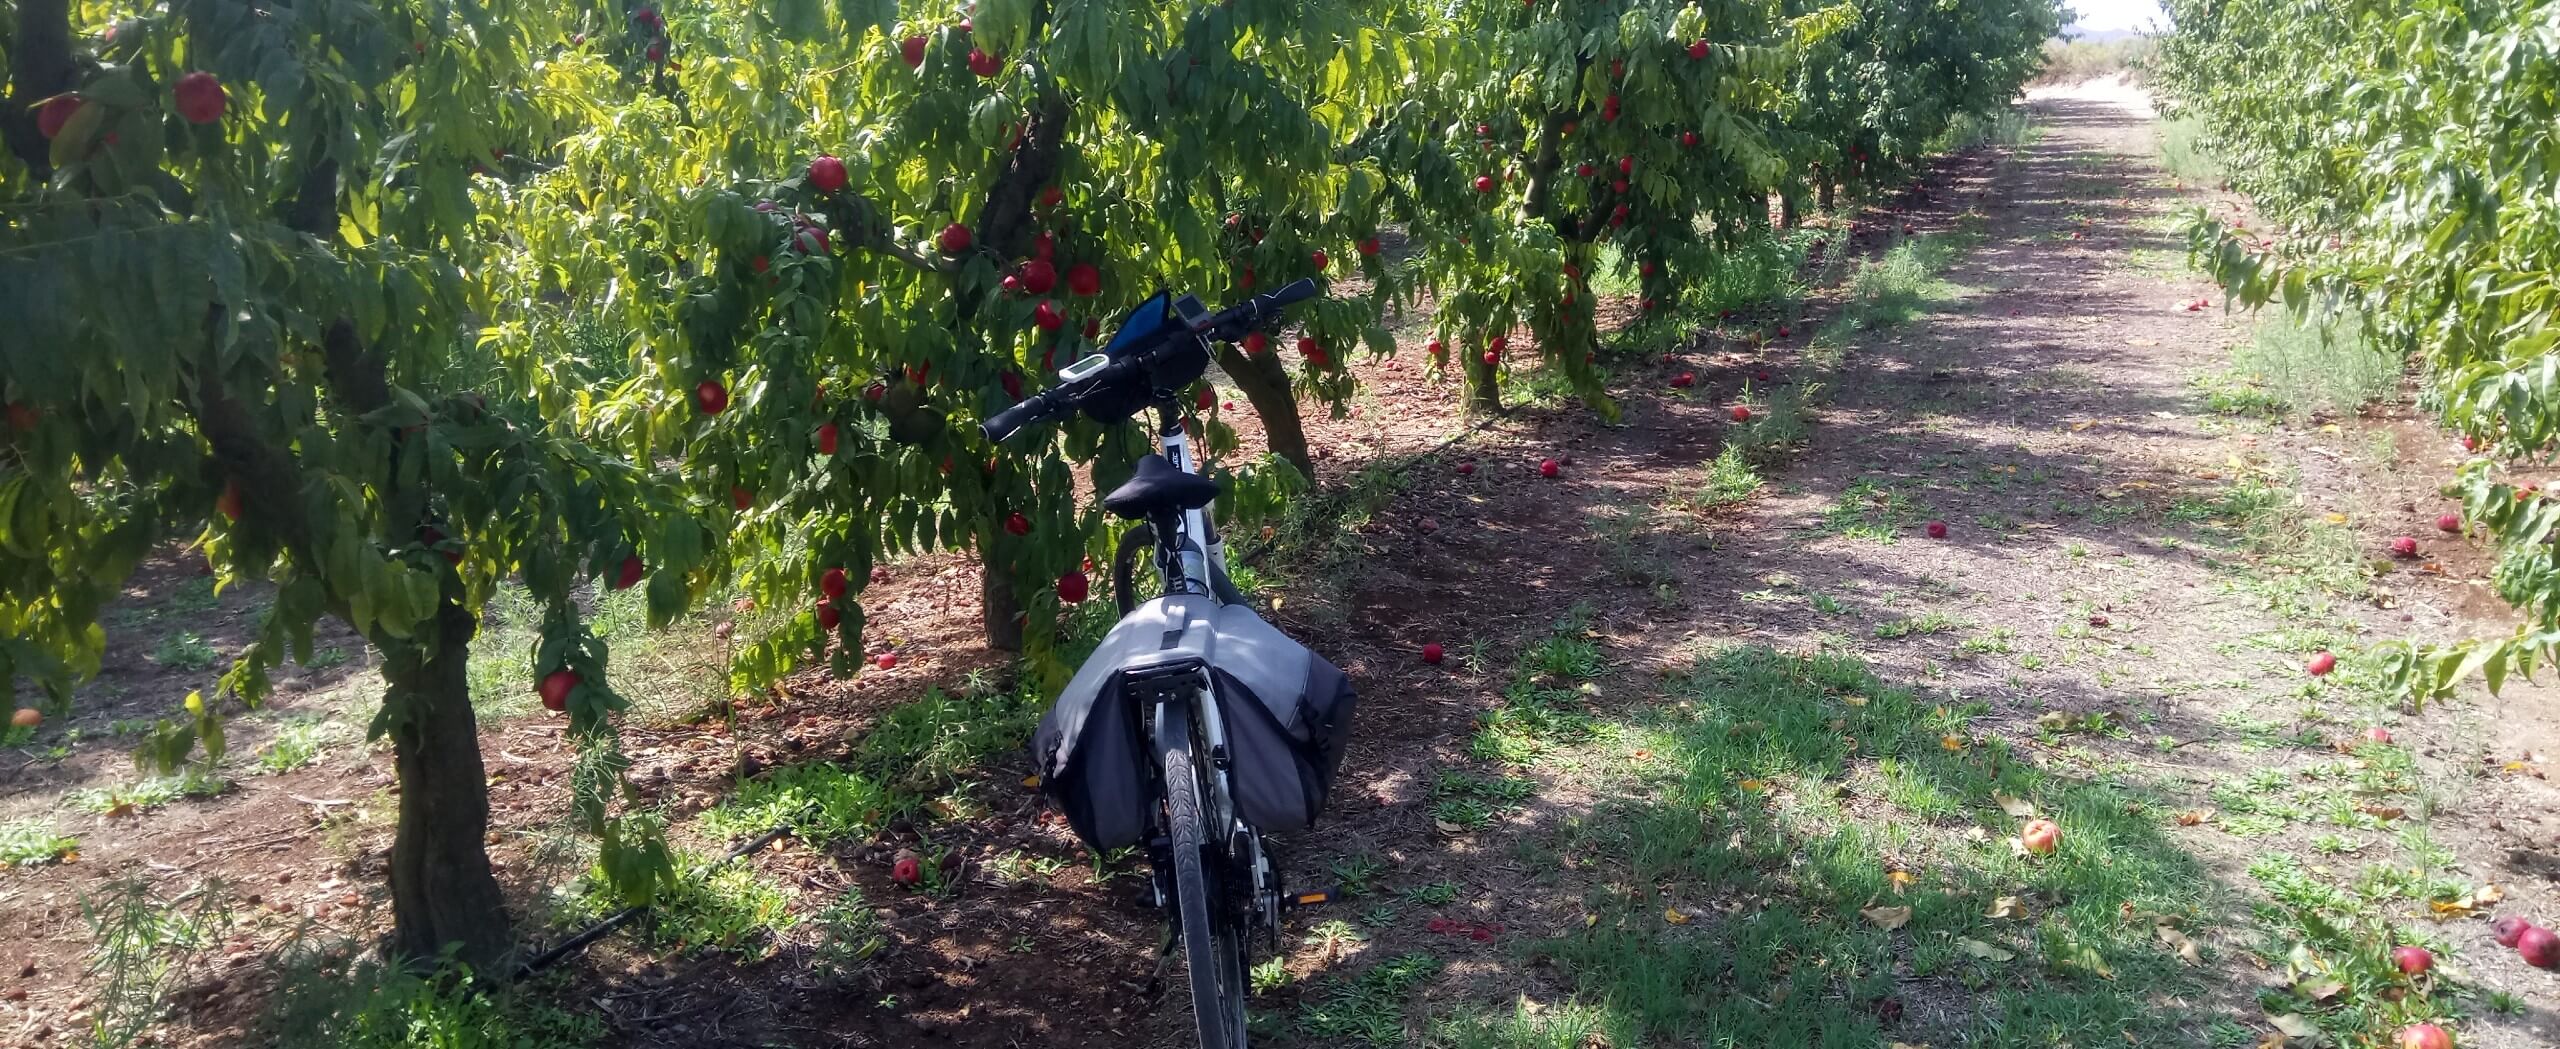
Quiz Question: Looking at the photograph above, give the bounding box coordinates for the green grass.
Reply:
[2158,116,2225,185]
[1460,646,2220,1047]
[261,950,603,1049]
[1295,952,1443,1046]
[0,817,77,866]
[2225,309,2400,415]
[1928,106,2040,154]
[1601,227,1823,361]
[150,631,219,671]
[83,877,238,1047]
[698,680,1040,847]
[67,769,232,815]
[1683,446,1763,509]
[1808,226,1981,364]
[1430,770,1536,829]
[1820,478,1927,542]
[256,718,335,774]
[468,581,785,723]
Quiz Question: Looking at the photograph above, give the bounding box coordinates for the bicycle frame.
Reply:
[1139,395,1246,868]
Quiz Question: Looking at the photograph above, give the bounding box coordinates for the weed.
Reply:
[1403,881,1460,906]
[701,682,1035,846]
[1431,771,1535,829]
[2157,116,2225,185]
[1524,646,2219,1046]
[1821,478,1925,542]
[167,576,221,616]
[302,645,350,670]
[1874,610,1960,639]
[807,892,886,978]
[593,853,798,958]
[150,631,220,671]
[2201,309,2400,417]
[0,818,77,865]
[257,719,335,774]
[1684,446,1764,510]
[1251,956,1292,994]
[1298,953,1442,1047]
[1527,634,1602,680]
[84,877,236,1049]
[1331,853,1389,897]
[1303,918,1369,955]
[261,947,602,1049]
[68,769,232,815]
[986,849,1069,885]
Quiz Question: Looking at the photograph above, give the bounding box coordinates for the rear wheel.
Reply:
[1158,701,1248,1049]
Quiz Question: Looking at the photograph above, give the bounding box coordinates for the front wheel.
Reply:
[1159,700,1249,1049]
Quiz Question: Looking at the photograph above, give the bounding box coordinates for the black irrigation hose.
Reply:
[517,825,791,977]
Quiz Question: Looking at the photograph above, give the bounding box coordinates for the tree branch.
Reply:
[972,85,1072,261]
[2,0,79,178]
[190,313,321,561]
[319,319,392,415]
[280,158,339,238]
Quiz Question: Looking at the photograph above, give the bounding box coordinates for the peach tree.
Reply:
[2157,0,2560,702]
[0,0,715,967]
[1360,0,1830,413]
[485,0,1413,682]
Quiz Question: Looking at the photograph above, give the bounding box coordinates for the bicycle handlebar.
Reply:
[980,279,1321,443]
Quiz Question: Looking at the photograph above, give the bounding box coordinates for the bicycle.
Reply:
[984,278,1357,1049]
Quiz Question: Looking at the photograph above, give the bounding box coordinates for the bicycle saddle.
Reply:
[1103,454,1221,520]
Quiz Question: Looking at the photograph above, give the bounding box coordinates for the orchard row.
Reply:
[0,0,2060,968]
[2154,0,2560,703]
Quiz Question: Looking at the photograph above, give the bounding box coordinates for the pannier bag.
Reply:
[1032,595,1358,851]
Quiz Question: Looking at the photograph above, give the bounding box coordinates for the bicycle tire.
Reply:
[1158,701,1249,1049]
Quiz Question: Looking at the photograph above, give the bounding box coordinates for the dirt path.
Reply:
[1213,79,2560,1048]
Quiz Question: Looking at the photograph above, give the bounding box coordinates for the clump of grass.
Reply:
[68,769,232,815]
[1821,478,1926,542]
[85,877,237,1048]
[1298,953,1443,1046]
[150,632,220,671]
[2228,309,2399,415]
[806,892,887,978]
[699,681,1038,847]
[0,818,78,866]
[571,852,798,959]
[2158,116,2224,184]
[1685,446,1764,509]
[260,944,603,1049]
[1506,646,2218,1046]
[1429,771,1536,829]
[257,719,335,774]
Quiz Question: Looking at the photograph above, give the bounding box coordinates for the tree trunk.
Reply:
[981,560,1024,652]
[1781,193,1800,229]
[382,601,512,971]
[1212,343,1312,481]
[1462,354,1500,414]
[1819,179,1836,212]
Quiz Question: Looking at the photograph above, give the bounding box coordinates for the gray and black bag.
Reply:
[1031,596,1358,851]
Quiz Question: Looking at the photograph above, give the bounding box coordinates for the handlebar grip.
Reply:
[1261,278,1320,310]
[981,389,1059,442]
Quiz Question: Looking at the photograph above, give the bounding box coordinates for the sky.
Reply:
[2068,0,2166,32]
